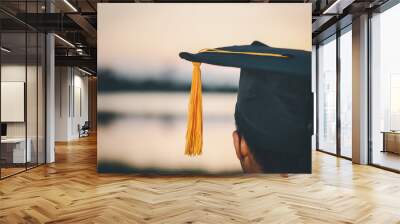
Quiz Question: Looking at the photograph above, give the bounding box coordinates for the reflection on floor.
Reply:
[0,167,25,178]
[341,147,352,158]
[373,150,400,170]
[0,135,400,223]
[0,162,42,178]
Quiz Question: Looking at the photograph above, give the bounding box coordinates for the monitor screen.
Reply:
[1,123,7,137]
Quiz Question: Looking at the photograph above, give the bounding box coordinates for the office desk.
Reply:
[1,138,31,164]
[382,131,400,154]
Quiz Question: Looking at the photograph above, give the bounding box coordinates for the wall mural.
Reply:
[97,3,312,174]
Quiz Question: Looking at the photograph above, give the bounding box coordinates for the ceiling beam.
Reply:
[67,13,97,40]
[322,0,356,14]
[55,55,96,72]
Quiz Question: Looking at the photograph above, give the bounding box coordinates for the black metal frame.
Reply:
[315,44,319,151]
[336,28,341,158]
[0,0,47,180]
[367,10,373,166]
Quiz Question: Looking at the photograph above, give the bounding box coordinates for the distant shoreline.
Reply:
[98,68,238,93]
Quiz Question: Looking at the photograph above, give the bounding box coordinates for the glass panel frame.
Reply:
[0,30,28,178]
[0,1,47,179]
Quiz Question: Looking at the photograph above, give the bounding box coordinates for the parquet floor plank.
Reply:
[1,135,400,223]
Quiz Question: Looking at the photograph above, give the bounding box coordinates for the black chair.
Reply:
[79,121,90,138]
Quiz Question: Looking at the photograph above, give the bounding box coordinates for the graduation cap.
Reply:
[179,41,313,173]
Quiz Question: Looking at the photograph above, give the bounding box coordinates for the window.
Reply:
[339,28,352,158]
[370,3,400,171]
[317,36,337,154]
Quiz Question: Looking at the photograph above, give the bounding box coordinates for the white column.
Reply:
[45,1,56,163]
[352,14,369,164]
[46,33,55,163]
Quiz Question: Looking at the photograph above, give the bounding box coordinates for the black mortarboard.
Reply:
[180,41,312,173]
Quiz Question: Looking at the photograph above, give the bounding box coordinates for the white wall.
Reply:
[55,66,70,141]
[71,72,89,138]
[1,63,46,164]
[1,65,37,138]
[55,67,89,141]
[1,66,26,136]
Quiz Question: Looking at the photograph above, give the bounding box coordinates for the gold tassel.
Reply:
[185,62,203,156]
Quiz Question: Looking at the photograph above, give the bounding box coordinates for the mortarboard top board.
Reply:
[179,41,313,173]
[179,41,310,77]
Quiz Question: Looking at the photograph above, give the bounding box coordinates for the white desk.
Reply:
[1,138,31,163]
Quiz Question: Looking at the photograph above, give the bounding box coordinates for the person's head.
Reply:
[232,130,263,173]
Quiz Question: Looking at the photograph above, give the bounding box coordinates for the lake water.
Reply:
[98,92,243,174]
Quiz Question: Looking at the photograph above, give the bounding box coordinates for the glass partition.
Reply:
[1,31,28,177]
[27,30,38,169]
[317,36,337,154]
[0,2,46,179]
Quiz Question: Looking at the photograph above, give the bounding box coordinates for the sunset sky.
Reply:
[98,3,311,86]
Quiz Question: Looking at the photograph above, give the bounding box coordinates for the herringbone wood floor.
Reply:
[1,135,400,224]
